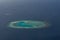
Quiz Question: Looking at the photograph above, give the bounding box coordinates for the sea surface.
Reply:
[0,0,60,40]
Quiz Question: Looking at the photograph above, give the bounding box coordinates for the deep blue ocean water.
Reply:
[0,0,60,40]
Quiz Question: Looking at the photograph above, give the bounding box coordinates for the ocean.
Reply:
[0,0,60,40]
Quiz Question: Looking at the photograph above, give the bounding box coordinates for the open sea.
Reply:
[0,0,60,40]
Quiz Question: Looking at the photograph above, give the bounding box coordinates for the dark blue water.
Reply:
[0,0,60,40]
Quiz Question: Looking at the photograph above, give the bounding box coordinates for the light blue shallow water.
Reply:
[9,20,46,28]
[0,0,60,40]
